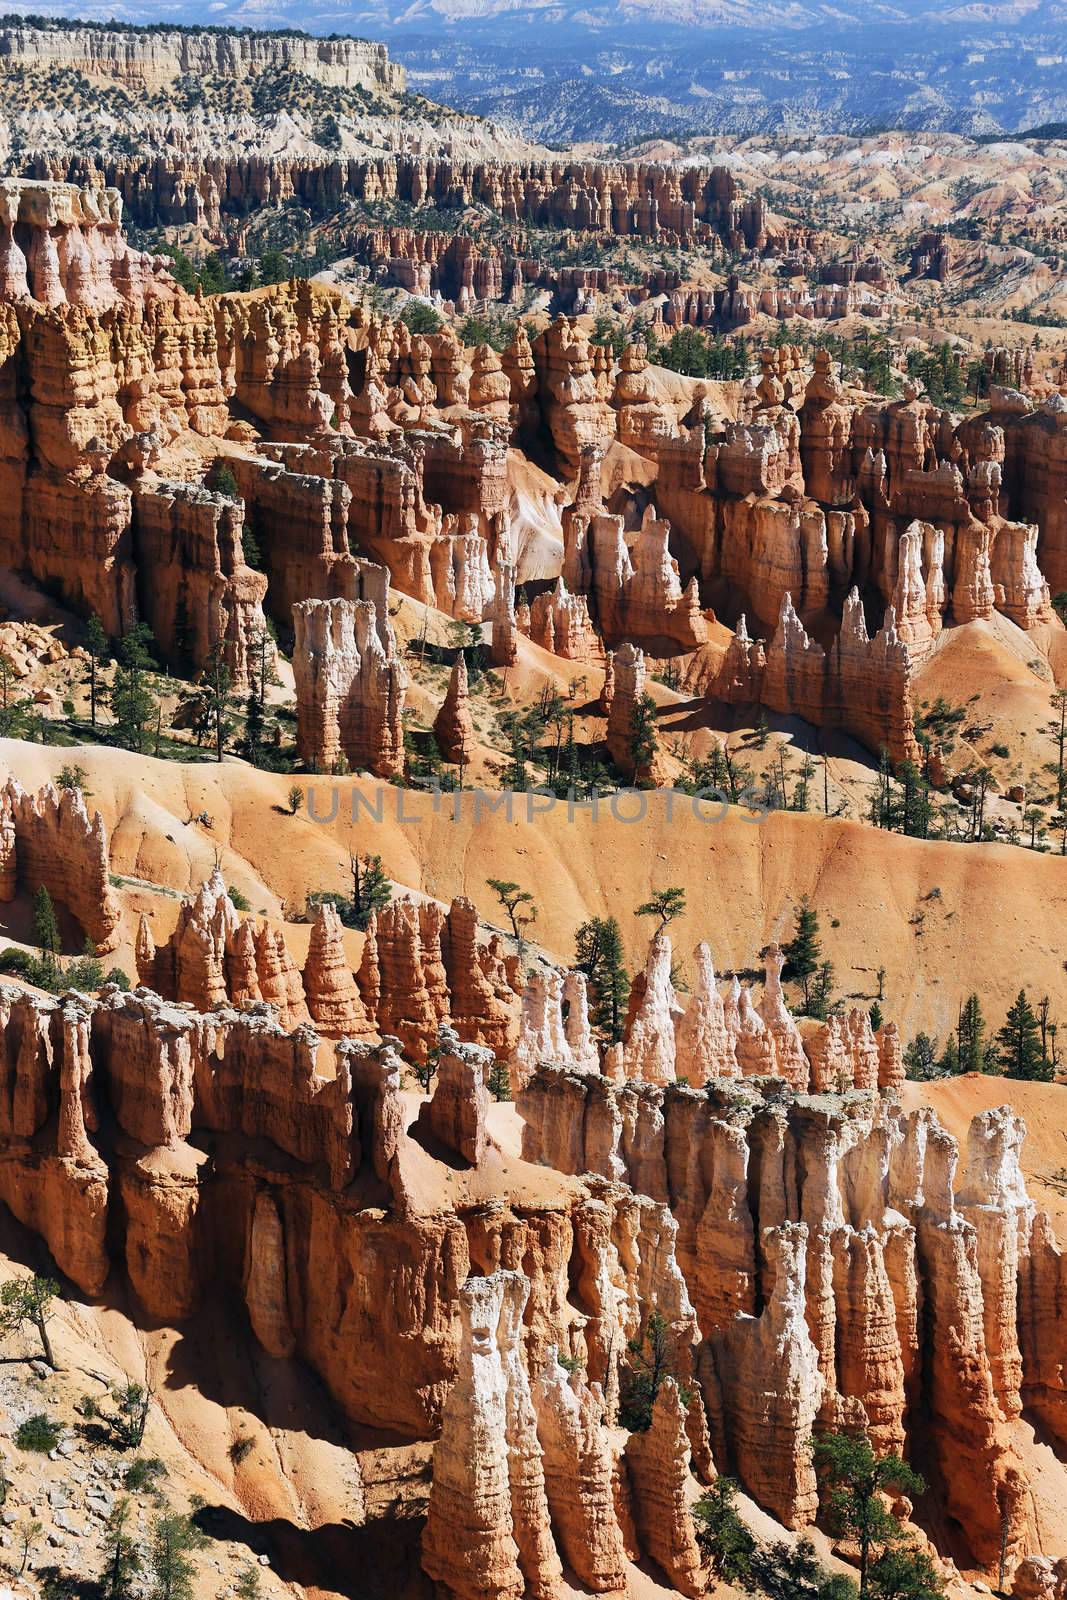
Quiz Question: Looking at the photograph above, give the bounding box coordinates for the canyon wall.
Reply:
[0,966,1056,1580]
[0,22,405,93]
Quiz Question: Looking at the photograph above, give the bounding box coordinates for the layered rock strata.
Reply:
[518,1070,1040,1566]
[0,777,121,951]
[293,597,406,778]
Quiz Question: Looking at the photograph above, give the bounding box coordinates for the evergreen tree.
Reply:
[750,1537,859,1600]
[575,916,630,1045]
[32,886,60,970]
[808,960,835,1021]
[242,686,265,766]
[0,653,28,738]
[957,993,987,1074]
[618,1309,687,1432]
[101,1498,141,1600]
[903,1032,938,1081]
[147,1512,208,1600]
[237,626,280,766]
[792,756,815,813]
[635,887,686,933]
[0,1273,58,1368]
[899,760,933,838]
[200,642,235,763]
[628,691,658,781]
[487,877,537,954]
[500,711,530,790]
[84,614,109,729]
[111,624,158,754]
[1050,689,1067,811]
[350,852,392,930]
[998,989,1052,1081]
[867,1546,944,1599]
[937,1034,961,1076]
[692,1478,755,1587]
[784,899,823,1011]
[869,1000,884,1032]
[258,249,289,286]
[198,253,228,295]
[487,1061,511,1101]
[812,1431,925,1597]
[209,462,240,500]
[401,301,442,335]
[241,516,264,571]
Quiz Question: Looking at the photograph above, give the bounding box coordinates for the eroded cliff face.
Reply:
[135,872,521,1061]
[0,776,121,951]
[0,190,1062,770]
[31,153,789,250]
[518,1070,1044,1567]
[0,23,405,94]
[0,948,1059,1584]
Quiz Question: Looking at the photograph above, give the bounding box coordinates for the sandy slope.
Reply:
[2,738,1065,1044]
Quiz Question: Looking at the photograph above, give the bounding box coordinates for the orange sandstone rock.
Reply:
[624,1379,705,1597]
[303,900,373,1039]
[434,652,476,766]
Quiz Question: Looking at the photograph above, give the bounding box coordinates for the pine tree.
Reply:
[784,899,823,1011]
[903,1033,938,1081]
[200,642,235,763]
[350,853,392,930]
[0,1273,58,1368]
[147,1513,208,1600]
[1049,689,1067,812]
[899,760,933,838]
[937,1034,961,1076]
[812,1431,925,1598]
[487,1061,511,1101]
[957,993,987,1074]
[618,1309,687,1432]
[101,1497,141,1600]
[575,915,629,1044]
[111,623,158,754]
[628,691,658,782]
[998,990,1051,1081]
[241,516,264,572]
[692,1478,755,1587]
[635,887,686,932]
[808,959,835,1021]
[84,614,109,729]
[0,653,26,738]
[487,878,537,954]
[32,886,60,970]
[242,687,265,765]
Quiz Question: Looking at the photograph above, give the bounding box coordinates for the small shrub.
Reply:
[487,1061,512,1101]
[56,763,89,794]
[229,1435,254,1465]
[16,1413,62,1453]
[400,300,442,335]
[125,1456,168,1494]
[227,885,251,912]
[208,463,240,501]
[235,1566,262,1600]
